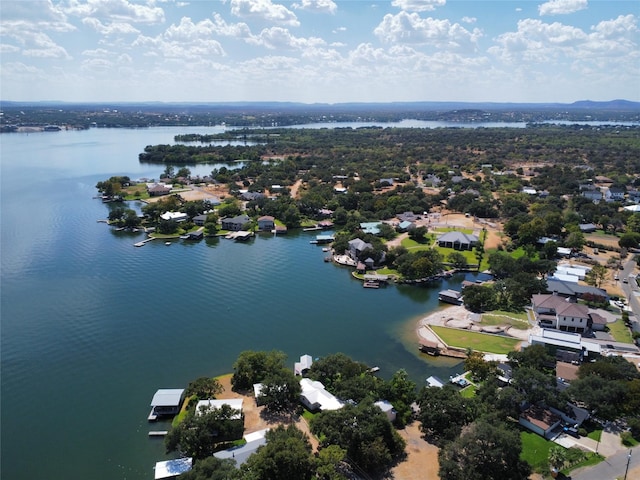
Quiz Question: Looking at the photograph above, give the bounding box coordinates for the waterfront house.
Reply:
[348,238,372,260]
[186,230,204,240]
[299,378,344,412]
[437,231,479,250]
[160,211,188,222]
[147,183,172,196]
[149,389,185,420]
[257,215,275,231]
[193,214,208,226]
[532,294,590,333]
[222,214,250,231]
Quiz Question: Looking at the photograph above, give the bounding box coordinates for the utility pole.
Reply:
[623,449,632,480]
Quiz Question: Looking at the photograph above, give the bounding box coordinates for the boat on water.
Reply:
[165,242,171,245]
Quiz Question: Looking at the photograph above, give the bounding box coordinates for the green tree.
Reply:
[307,353,369,392]
[165,404,244,460]
[438,420,531,480]
[417,386,477,446]
[619,232,640,249]
[464,350,497,382]
[314,444,348,480]
[447,251,468,269]
[310,401,406,475]
[240,425,315,480]
[185,377,224,399]
[231,350,287,392]
[585,264,608,288]
[260,368,302,414]
[548,445,568,474]
[180,457,239,480]
[379,369,417,427]
[408,225,428,242]
[508,344,554,372]
[462,284,496,312]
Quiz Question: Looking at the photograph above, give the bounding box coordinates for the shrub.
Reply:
[621,431,634,446]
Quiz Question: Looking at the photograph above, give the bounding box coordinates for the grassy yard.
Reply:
[520,431,554,473]
[431,326,521,354]
[481,311,531,330]
[607,319,634,344]
[459,384,476,398]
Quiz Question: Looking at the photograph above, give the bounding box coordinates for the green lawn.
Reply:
[401,236,435,252]
[481,312,531,330]
[607,319,634,344]
[460,385,476,398]
[520,431,554,473]
[431,326,521,354]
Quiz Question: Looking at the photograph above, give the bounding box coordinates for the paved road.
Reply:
[620,260,639,334]
[572,445,640,480]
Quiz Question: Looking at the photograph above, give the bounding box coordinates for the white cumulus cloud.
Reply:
[391,0,446,12]
[374,12,481,51]
[538,0,588,16]
[292,0,338,14]
[230,0,300,26]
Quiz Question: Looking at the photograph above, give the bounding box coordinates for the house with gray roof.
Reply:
[348,238,372,260]
[221,214,250,231]
[437,231,479,250]
[546,278,609,301]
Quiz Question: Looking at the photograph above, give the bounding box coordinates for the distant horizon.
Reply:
[2,98,639,108]
[1,0,638,103]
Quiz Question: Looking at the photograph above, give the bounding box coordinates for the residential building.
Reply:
[221,214,250,231]
[532,294,590,333]
[604,186,626,202]
[582,190,602,203]
[299,378,344,412]
[519,405,562,439]
[437,231,479,250]
[294,354,313,376]
[257,215,275,231]
[374,400,397,422]
[348,238,372,260]
[160,211,188,222]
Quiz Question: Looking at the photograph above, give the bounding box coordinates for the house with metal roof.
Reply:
[195,398,244,419]
[437,231,479,250]
[214,429,269,466]
[348,238,372,260]
[299,378,344,412]
[360,222,381,235]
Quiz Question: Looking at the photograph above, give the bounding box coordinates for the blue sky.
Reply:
[1,0,638,103]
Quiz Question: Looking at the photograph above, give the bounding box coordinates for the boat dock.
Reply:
[147,409,158,421]
[148,431,168,437]
[134,238,155,247]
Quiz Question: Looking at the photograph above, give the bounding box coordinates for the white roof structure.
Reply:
[426,376,444,388]
[214,429,269,466]
[374,400,397,422]
[529,329,601,354]
[160,211,188,221]
[300,378,344,411]
[548,273,579,283]
[150,389,185,407]
[154,457,192,479]
[294,354,313,375]
[623,204,640,212]
[195,398,243,418]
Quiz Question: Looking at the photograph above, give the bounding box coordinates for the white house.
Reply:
[299,378,343,412]
[160,211,188,222]
[532,294,590,333]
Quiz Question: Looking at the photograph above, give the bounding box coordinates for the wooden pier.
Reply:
[134,238,156,247]
[148,431,168,437]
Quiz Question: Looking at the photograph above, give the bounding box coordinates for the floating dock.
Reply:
[149,431,168,437]
[134,238,156,247]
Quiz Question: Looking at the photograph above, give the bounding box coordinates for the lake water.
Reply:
[0,126,471,480]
